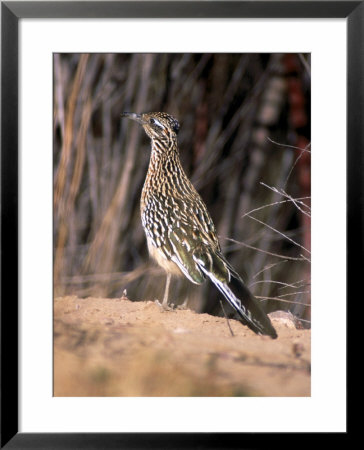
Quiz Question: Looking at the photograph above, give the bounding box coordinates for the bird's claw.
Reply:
[155,299,176,312]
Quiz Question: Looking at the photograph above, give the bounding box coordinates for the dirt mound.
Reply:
[54,296,310,396]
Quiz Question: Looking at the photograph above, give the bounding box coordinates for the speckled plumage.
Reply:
[122,111,277,338]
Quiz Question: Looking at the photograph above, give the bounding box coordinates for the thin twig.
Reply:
[222,237,308,261]
[252,260,289,279]
[284,150,305,188]
[259,182,311,214]
[245,214,311,254]
[299,253,311,263]
[241,197,311,220]
[267,137,311,153]
[277,291,311,298]
[249,279,304,289]
[220,300,235,337]
[278,279,310,290]
[256,296,311,307]
[295,317,311,324]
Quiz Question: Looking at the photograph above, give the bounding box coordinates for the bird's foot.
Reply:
[155,299,176,312]
[176,298,189,310]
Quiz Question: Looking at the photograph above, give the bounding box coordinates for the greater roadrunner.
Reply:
[122,112,277,338]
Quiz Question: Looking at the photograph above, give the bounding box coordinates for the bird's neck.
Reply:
[141,138,185,208]
[149,138,181,170]
[151,136,178,156]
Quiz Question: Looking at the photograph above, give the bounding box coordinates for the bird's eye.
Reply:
[149,117,163,129]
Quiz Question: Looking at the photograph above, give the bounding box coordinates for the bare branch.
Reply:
[221,237,309,261]
[245,214,311,254]
[267,137,311,153]
[256,296,311,307]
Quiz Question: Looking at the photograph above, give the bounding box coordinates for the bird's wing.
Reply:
[142,193,210,284]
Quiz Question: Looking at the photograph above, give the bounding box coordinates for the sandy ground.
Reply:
[54,296,310,397]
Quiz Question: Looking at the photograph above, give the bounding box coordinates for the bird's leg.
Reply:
[162,272,172,307]
[155,273,175,311]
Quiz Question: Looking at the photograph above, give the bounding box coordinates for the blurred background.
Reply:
[53,53,311,325]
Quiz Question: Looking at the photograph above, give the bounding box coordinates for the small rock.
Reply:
[103,318,114,326]
[269,310,302,329]
[173,328,189,334]
[292,341,304,358]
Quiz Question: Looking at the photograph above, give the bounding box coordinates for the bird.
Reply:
[121,111,277,339]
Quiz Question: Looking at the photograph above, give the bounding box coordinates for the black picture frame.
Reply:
[1,1,358,448]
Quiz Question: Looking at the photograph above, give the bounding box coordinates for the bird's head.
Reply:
[121,111,180,141]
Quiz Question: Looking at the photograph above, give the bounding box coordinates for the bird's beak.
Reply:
[121,112,145,125]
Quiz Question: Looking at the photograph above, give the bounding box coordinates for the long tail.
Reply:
[211,271,277,338]
[196,252,277,338]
